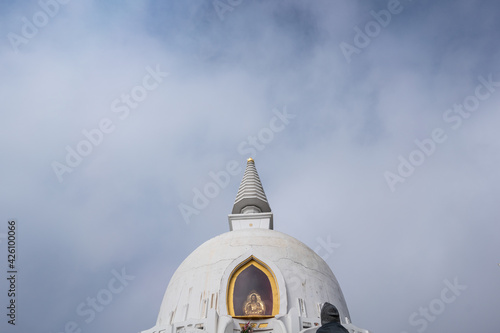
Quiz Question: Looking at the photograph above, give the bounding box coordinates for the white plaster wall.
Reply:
[155,228,350,327]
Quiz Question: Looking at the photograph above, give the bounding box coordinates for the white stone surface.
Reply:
[143,228,356,333]
[228,212,273,230]
[140,160,370,333]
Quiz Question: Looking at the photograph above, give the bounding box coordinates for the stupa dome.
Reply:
[155,228,349,330]
[140,159,370,333]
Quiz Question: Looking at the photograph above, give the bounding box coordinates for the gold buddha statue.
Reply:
[243,292,266,315]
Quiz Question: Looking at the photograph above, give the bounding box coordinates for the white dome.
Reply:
[141,159,370,333]
[155,228,350,327]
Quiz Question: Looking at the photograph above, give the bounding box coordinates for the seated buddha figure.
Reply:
[243,292,266,315]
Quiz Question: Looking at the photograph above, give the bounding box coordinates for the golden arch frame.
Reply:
[227,256,280,318]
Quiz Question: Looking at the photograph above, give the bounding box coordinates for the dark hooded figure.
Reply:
[316,302,349,333]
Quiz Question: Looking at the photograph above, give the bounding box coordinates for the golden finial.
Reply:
[247,157,254,163]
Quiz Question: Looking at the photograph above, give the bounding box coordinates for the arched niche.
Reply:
[227,257,280,318]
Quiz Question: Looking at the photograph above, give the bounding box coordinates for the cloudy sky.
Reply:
[1,0,499,332]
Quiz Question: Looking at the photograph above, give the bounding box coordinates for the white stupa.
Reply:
[141,158,370,333]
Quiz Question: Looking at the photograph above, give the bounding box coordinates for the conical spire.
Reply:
[228,158,273,231]
[232,158,271,214]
